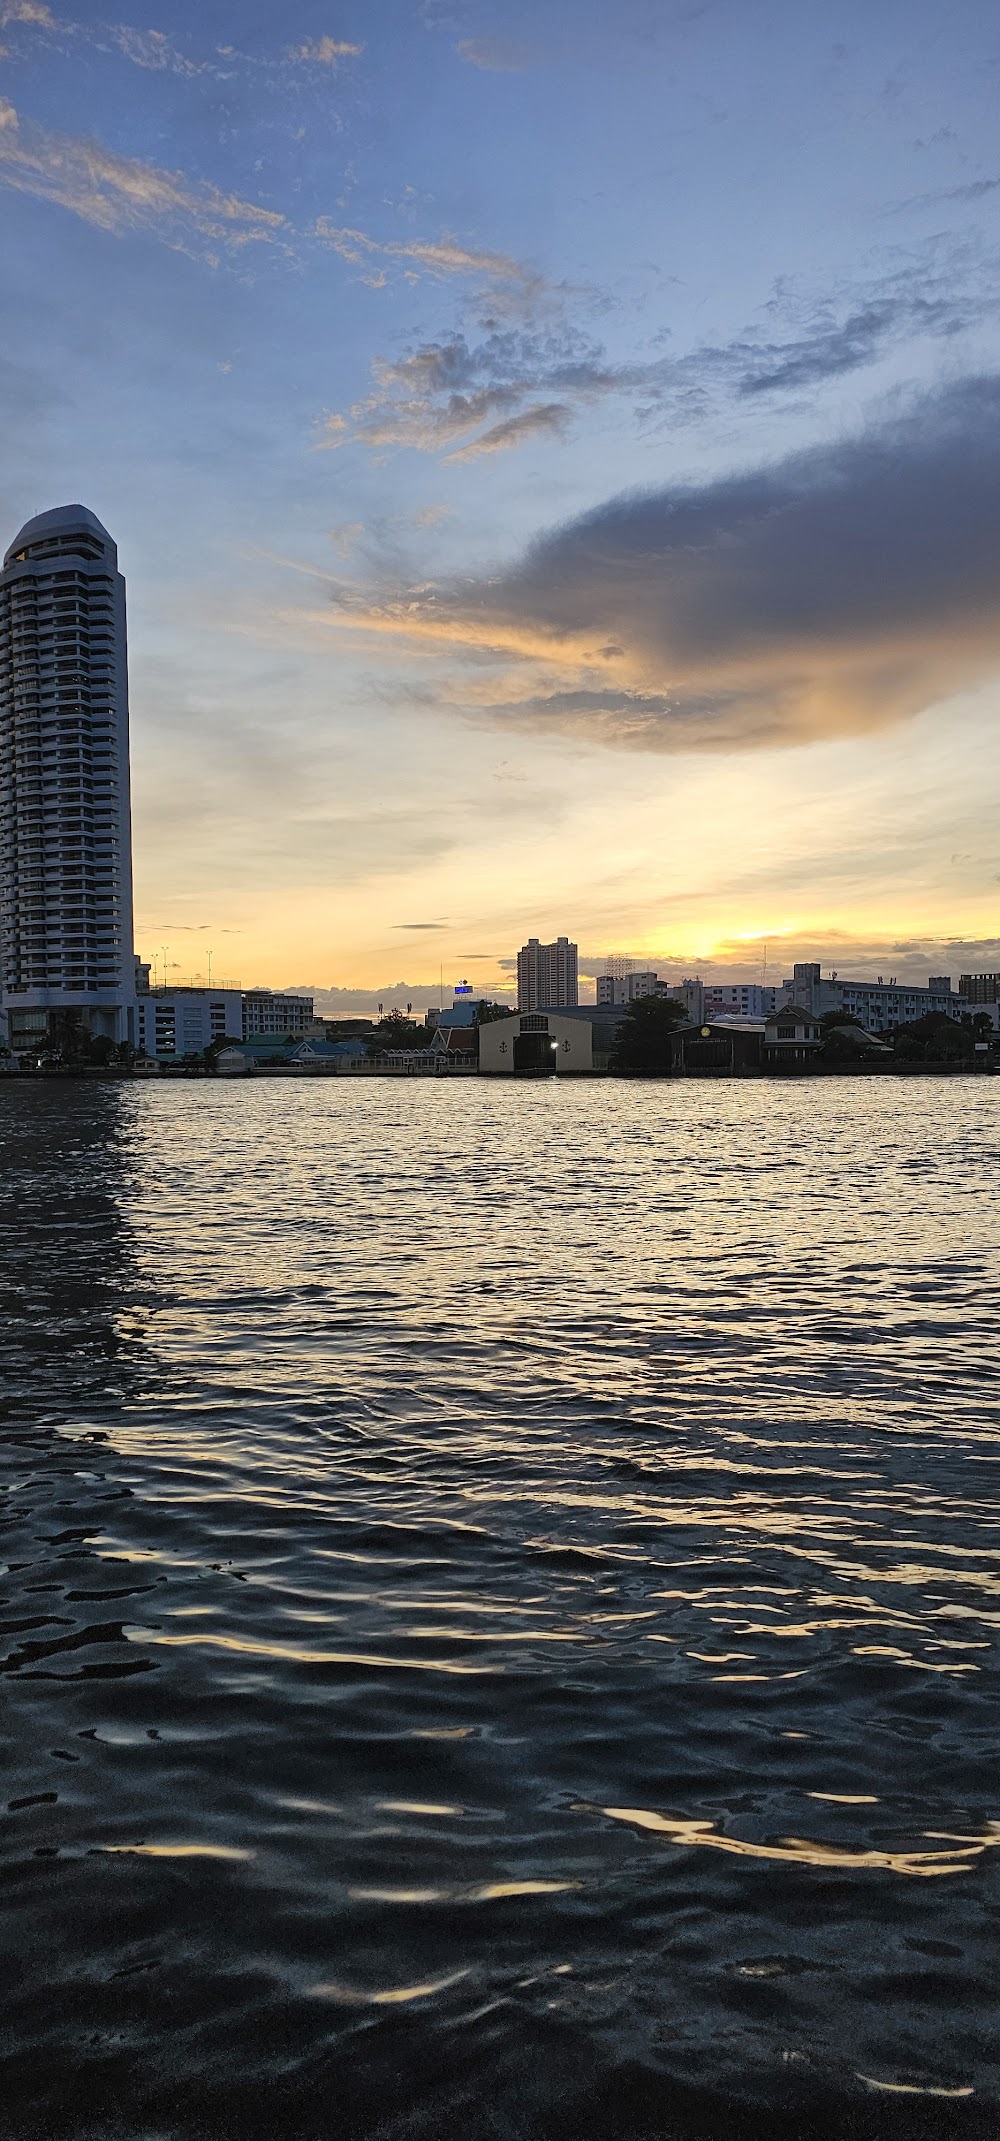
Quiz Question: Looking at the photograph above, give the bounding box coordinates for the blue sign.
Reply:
[454,981,473,996]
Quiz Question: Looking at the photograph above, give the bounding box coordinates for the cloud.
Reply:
[0,0,53,21]
[327,376,1000,754]
[290,36,363,65]
[444,402,570,460]
[314,216,540,298]
[456,36,531,71]
[0,97,287,258]
[322,256,998,459]
[318,323,609,454]
[106,25,210,75]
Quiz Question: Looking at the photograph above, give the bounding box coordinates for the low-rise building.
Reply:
[242,988,314,1039]
[430,1027,477,1062]
[703,983,786,1019]
[479,1010,592,1075]
[290,1037,367,1068]
[597,968,661,1005]
[680,1019,764,1073]
[764,1006,824,1063]
[136,986,242,1062]
[781,963,968,1034]
[596,970,704,1020]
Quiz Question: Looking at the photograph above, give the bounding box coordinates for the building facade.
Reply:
[959,972,1000,1004]
[242,988,314,1039]
[479,1010,592,1075]
[517,936,578,1010]
[596,969,704,1021]
[0,505,137,1052]
[782,963,969,1033]
[136,987,243,1062]
[596,968,663,1005]
[703,983,786,1020]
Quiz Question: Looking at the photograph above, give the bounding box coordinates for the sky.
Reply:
[2,0,999,1009]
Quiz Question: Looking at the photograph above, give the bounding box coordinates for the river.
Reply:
[1,1076,998,2138]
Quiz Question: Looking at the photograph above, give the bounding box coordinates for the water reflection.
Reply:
[0,1081,142,1422]
[1,1078,998,2138]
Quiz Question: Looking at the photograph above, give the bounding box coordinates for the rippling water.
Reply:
[2,1077,999,2139]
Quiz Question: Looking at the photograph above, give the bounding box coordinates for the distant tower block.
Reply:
[0,505,137,1052]
[516,935,579,1010]
[605,952,633,981]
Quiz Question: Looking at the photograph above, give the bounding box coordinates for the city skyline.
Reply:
[2,2,999,999]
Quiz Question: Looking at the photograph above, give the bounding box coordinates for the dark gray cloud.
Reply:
[340,376,1000,752]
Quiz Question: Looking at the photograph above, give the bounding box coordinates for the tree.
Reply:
[818,1024,880,1066]
[473,1000,512,1027]
[83,1034,115,1068]
[611,994,688,1075]
[890,1013,973,1064]
[819,1008,865,1030]
[365,1009,427,1057]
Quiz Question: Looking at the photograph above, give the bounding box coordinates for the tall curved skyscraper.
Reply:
[0,505,137,1053]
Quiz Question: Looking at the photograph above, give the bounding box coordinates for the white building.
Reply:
[517,936,578,1009]
[704,983,786,1020]
[137,987,243,1061]
[0,505,137,1052]
[596,969,703,1021]
[242,988,314,1039]
[782,963,969,1033]
[479,1010,592,1075]
[597,968,661,1004]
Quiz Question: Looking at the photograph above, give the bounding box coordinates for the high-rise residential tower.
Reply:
[0,505,137,1052]
[517,935,578,1010]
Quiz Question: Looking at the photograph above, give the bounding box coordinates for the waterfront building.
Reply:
[764,1006,824,1062]
[137,986,242,1062]
[242,987,314,1039]
[517,936,578,1009]
[429,1026,477,1063]
[681,1019,766,1074]
[290,1036,367,1065]
[0,504,137,1052]
[480,1009,592,1075]
[782,963,969,1033]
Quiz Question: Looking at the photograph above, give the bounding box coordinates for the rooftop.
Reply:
[4,503,115,569]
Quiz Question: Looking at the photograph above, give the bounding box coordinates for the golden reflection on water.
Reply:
[310,1969,471,2006]
[100,1843,253,1860]
[856,2077,975,2098]
[598,1806,1000,1877]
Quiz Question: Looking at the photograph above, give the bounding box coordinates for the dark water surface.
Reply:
[2,1078,999,2141]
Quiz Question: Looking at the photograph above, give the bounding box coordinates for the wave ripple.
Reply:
[1,1078,998,2139]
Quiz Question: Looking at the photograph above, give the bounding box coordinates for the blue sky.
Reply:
[2,0,999,1005]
